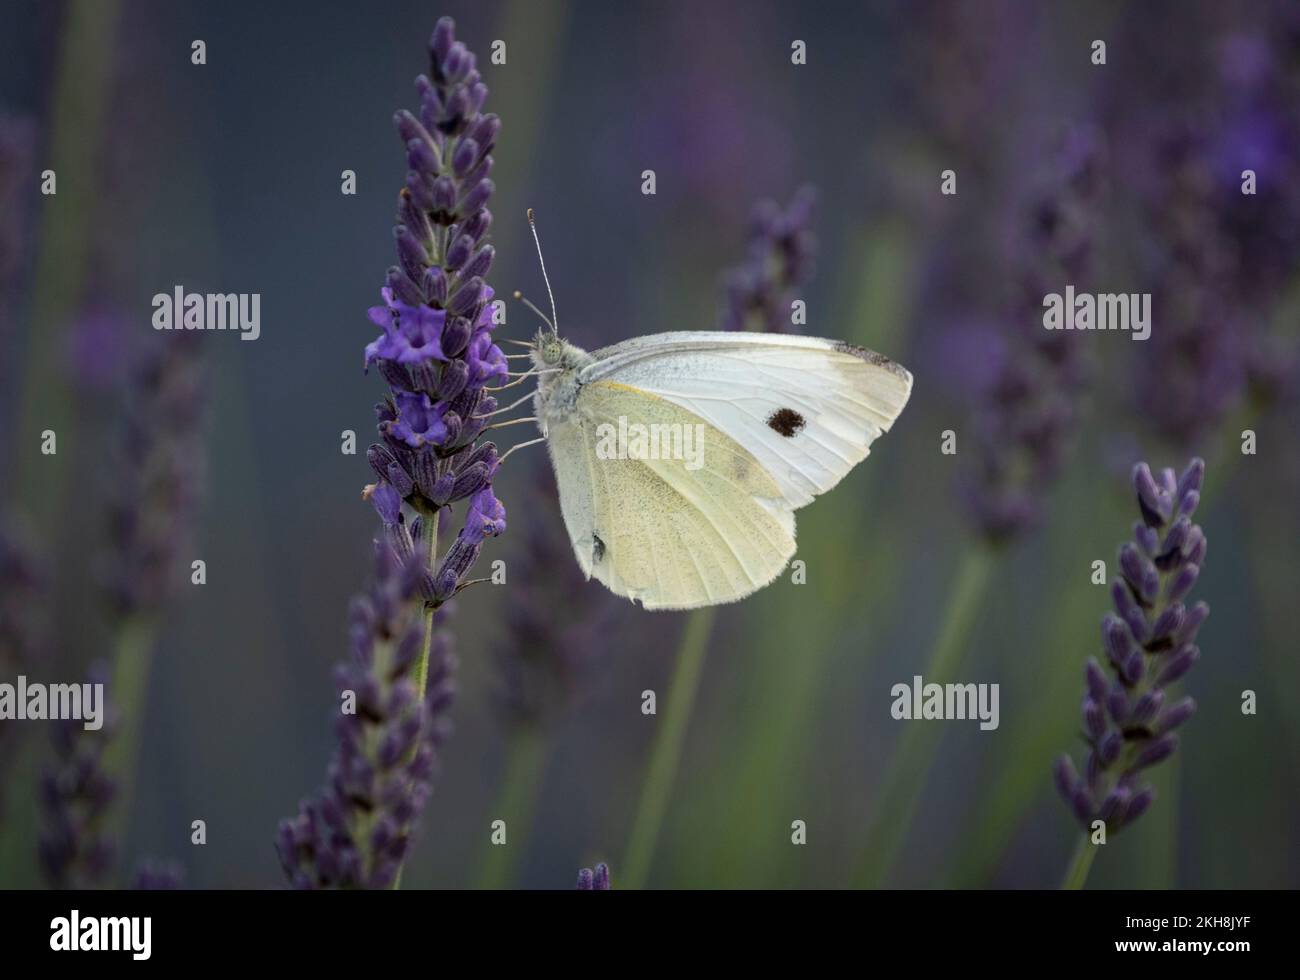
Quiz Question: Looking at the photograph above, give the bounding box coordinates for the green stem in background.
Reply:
[0,0,120,891]
[679,220,920,888]
[621,608,715,889]
[854,545,996,887]
[10,0,119,516]
[1134,753,1178,888]
[1060,833,1097,890]
[476,727,549,889]
[100,616,158,876]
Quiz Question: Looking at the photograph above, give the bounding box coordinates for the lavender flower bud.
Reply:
[462,244,494,281]
[1132,734,1179,771]
[423,266,448,305]
[1098,731,1123,766]
[1107,684,1129,726]
[1083,697,1107,739]
[1156,696,1196,734]
[1133,462,1167,526]
[1157,646,1200,689]
[1149,602,1184,645]
[1173,601,1209,645]
[406,137,441,175]
[1122,788,1155,825]
[1084,658,1108,702]
[1130,690,1165,727]
[445,233,474,271]
[452,138,479,177]
[1102,615,1132,667]
[1054,755,1081,803]
[1098,786,1131,823]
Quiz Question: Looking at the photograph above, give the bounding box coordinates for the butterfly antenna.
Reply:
[511,291,554,333]
[527,208,559,336]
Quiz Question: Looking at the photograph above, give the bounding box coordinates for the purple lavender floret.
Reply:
[1054,458,1208,835]
[1133,123,1248,451]
[131,859,185,890]
[0,521,48,814]
[961,125,1103,542]
[103,333,206,616]
[276,524,457,889]
[720,186,817,333]
[576,862,611,890]
[38,662,119,889]
[363,16,507,598]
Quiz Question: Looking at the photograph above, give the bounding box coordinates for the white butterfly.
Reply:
[512,216,913,610]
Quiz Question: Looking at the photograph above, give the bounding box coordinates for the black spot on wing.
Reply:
[591,532,606,564]
[766,407,806,438]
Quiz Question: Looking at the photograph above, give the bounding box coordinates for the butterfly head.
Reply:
[535,330,566,365]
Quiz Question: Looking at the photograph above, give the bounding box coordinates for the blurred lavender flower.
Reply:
[720,187,816,333]
[1055,458,1208,835]
[1208,15,1300,406]
[961,125,1104,541]
[1132,123,1248,450]
[0,115,35,438]
[0,520,48,812]
[576,862,611,890]
[364,16,507,603]
[0,520,47,672]
[131,858,184,890]
[102,332,206,617]
[1119,6,1300,450]
[493,473,614,728]
[276,526,457,889]
[38,663,118,889]
[0,113,34,305]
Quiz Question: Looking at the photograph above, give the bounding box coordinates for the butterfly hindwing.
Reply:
[546,379,796,610]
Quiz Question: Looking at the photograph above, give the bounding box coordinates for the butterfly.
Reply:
[512,214,912,611]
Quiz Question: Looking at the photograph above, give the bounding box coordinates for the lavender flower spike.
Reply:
[38,662,119,889]
[576,862,612,890]
[279,16,494,891]
[962,126,1104,542]
[1054,457,1208,837]
[720,186,816,333]
[364,16,507,606]
[276,525,457,889]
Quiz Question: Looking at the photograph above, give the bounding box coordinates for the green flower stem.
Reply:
[854,545,996,887]
[11,0,119,521]
[677,222,919,888]
[476,727,549,889]
[99,616,157,876]
[1060,833,1097,890]
[0,0,120,892]
[412,508,442,701]
[621,607,715,890]
[392,507,443,890]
